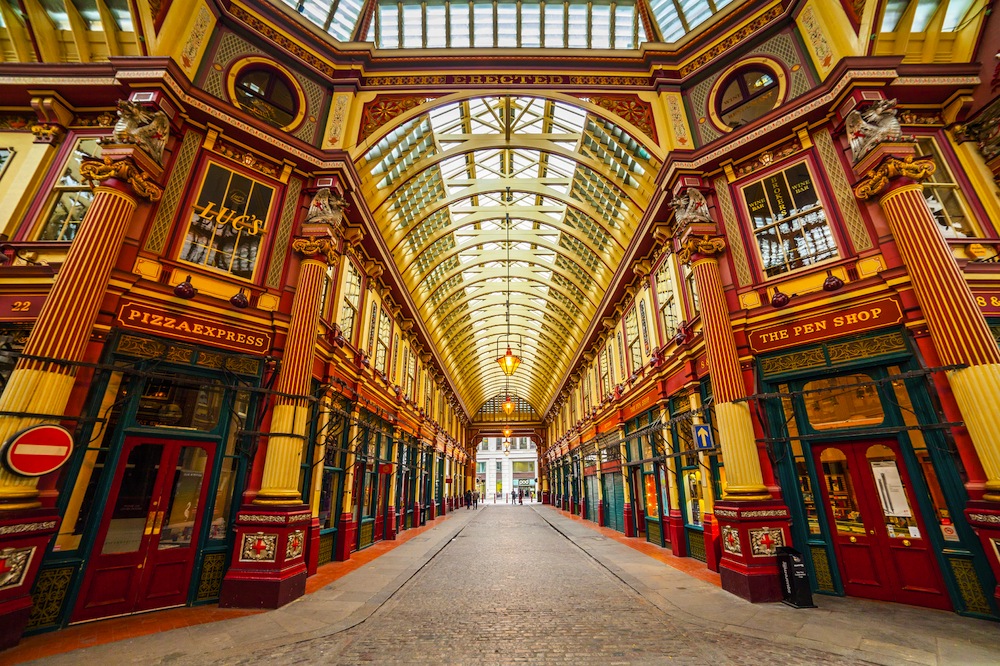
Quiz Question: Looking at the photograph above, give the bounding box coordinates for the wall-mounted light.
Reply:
[822,270,845,292]
[174,275,197,299]
[770,286,791,308]
[230,287,249,308]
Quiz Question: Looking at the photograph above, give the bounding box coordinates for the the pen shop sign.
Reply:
[117,302,271,355]
[749,298,903,353]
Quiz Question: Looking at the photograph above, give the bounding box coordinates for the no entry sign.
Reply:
[2,424,74,477]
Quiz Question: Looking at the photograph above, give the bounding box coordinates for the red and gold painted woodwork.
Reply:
[221,231,337,608]
[854,146,1000,505]
[0,145,162,648]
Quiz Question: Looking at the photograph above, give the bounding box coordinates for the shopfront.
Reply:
[28,331,261,630]
[761,328,998,617]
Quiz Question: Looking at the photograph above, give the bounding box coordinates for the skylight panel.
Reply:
[426,5,447,46]
[544,4,566,47]
[498,3,517,46]
[402,4,423,47]
[679,0,711,28]
[943,0,973,30]
[522,4,541,46]
[591,6,612,49]
[566,4,587,47]
[647,0,684,41]
[329,0,363,40]
[473,3,493,46]
[450,2,472,46]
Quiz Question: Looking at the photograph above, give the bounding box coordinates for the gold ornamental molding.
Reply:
[29,123,65,144]
[678,235,726,265]
[291,236,338,265]
[853,155,936,201]
[80,157,163,201]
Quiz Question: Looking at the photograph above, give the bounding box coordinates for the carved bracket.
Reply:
[677,235,726,265]
[291,236,339,265]
[853,155,936,201]
[80,157,163,201]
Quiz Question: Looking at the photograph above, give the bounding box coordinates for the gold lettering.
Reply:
[127,308,143,321]
[176,321,191,332]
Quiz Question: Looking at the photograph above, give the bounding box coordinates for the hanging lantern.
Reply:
[497,346,521,376]
[502,395,515,415]
[502,426,512,438]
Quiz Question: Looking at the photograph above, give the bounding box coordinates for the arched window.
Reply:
[717,67,781,129]
[233,67,299,129]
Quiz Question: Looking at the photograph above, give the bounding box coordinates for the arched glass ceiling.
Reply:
[278,0,737,48]
[357,96,660,416]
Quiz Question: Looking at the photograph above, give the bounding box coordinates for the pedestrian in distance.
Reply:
[518,489,523,505]
[465,489,472,509]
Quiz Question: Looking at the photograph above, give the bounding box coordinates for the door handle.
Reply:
[152,511,165,535]
[902,539,911,547]
[144,511,157,535]
[869,530,875,535]
[849,536,857,543]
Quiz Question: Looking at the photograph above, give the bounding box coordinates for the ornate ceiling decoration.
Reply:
[357,95,660,416]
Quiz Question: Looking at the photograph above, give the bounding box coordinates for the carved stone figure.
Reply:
[305,187,349,229]
[110,99,170,164]
[669,187,711,227]
[846,98,904,164]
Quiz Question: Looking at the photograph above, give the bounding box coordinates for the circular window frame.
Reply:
[226,57,307,132]
[707,57,787,133]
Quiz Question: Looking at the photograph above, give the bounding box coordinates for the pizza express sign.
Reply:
[749,298,903,353]
[117,302,271,355]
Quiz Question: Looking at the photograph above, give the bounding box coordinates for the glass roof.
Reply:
[279,0,737,48]
[358,96,660,415]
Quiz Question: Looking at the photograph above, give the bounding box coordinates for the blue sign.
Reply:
[692,423,714,450]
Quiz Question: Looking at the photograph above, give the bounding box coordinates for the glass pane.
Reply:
[159,446,209,549]
[866,445,919,539]
[644,474,658,518]
[102,444,163,554]
[136,378,225,430]
[804,374,884,431]
[820,448,865,536]
[38,189,94,241]
[684,469,703,526]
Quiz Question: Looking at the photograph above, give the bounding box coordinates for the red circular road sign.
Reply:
[3,425,74,477]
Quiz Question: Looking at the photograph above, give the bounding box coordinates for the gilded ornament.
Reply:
[669,187,712,228]
[853,155,936,201]
[110,99,170,165]
[292,236,339,265]
[79,156,164,201]
[677,235,726,265]
[846,98,904,164]
[29,123,64,144]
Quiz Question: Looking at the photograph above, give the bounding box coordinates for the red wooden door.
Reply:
[815,440,951,610]
[73,437,214,622]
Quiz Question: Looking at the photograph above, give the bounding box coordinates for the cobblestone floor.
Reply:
[226,506,868,665]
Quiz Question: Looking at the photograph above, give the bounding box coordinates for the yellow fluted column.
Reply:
[681,237,769,500]
[0,156,161,510]
[255,239,335,505]
[855,152,1000,500]
[617,423,637,537]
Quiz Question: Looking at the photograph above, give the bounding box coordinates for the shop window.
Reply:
[741,161,838,277]
[685,269,700,313]
[35,137,102,242]
[655,257,681,339]
[179,162,275,279]
[210,390,251,540]
[374,307,392,373]
[0,147,14,179]
[644,473,658,519]
[803,374,884,431]
[717,67,781,129]
[231,66,300,130]
[625,307,642,374]
[136,377,225,430]
[339,259,362,344]
[916,137,978,238]
[392,333,400,382]
[819,448,864,535]
[866,444,920,539]
[616,331,626,378]
[367,303,377,354]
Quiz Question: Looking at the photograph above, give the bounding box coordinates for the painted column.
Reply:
[681,238,768,500]
[660,403,686,556]
[386,427,400,539]
[690,392,720,572]
[854,151,1000,500]
[0,148,162,649]
[853,148,1000,606]
[674,186,790,603]
[617,423,636,537]
[595,439,605,526]
[0,156,161,509]
[337,413,360,555]
[221,189,346,608]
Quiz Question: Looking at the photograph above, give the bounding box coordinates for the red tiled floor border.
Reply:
[1,512,456,665]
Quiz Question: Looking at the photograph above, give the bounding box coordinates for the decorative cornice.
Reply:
[677,235,726,265]
[853,155,936,201]
[291,236,338,265]
[79,157,163,201]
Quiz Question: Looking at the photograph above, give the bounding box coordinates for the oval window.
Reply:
[233,67,299,129]
[717,67,781,129]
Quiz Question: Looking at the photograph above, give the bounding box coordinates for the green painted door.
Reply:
[603,472,625,533]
